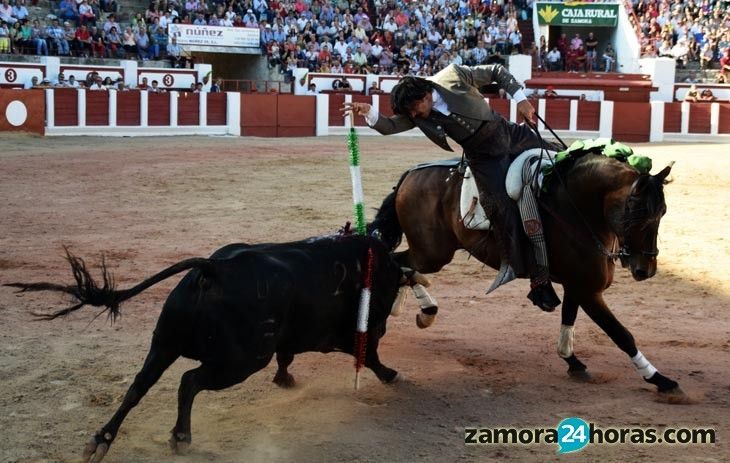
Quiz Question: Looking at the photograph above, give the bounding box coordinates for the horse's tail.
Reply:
[5,247,215,321]
[368,170,410,251]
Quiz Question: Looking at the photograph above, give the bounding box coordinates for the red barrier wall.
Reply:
[720,103,730,135]
[663,102,682,133]
[612,102,650,142]
[86,91,109,126]
[378,94,393,118]
[544,99,570,130]
[241,93,277,136]
[54,89,78,126]
[576,101,600,131]
[0,89,45,134]
[177,93,199,126]
[327,93,346,127]
[277,94,316,136]
[207,92,227,125]
[117,91,140,126]
[148,92,170,126]
[688,104,711,134]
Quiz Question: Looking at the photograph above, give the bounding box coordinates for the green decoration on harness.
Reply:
[627,154,652,174]
[541,138,654,191]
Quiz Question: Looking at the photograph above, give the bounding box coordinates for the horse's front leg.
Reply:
[580,292,685,398]
[558,290,591,381]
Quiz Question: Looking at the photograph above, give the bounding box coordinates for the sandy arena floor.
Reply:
[0,135,728,463]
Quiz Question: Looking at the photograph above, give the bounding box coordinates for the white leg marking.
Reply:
[631,350,658,379]
[557,324,575,359]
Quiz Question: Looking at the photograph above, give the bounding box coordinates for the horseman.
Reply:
[343,63,561,311]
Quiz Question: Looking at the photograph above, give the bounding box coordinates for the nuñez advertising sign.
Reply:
[537,2,619,27]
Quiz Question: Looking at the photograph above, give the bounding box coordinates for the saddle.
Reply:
[460,148,556,231]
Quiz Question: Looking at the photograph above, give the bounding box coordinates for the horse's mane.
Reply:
[571,154,666,224]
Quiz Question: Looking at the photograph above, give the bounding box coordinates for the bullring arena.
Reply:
[0,134,728,462]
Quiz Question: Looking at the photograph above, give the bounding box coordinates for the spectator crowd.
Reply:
[1,0,728,82]
[631,0,730,82]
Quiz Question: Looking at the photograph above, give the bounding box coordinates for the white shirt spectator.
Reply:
[12,1,29,21]
[547,48,561,63]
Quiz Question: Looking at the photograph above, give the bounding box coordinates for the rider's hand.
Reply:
[517,100,536,125]
[341,102,372,117]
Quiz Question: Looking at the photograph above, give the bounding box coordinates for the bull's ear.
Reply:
[654,162,674,184]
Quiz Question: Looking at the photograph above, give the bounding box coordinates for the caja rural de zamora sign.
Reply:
[537,2,619,27]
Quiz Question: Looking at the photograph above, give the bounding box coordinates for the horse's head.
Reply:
[619,164,672,281]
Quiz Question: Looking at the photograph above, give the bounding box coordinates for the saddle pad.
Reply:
[506,148,557,201]
[460,166,491,230]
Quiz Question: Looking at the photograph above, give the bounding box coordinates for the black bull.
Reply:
[8,235,408,462]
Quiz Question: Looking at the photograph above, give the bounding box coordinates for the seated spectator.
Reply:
[700,42,713,70]
[54,71,68,87]
[167,36,186,68]
[544,85,558,98]
[58,0,79,23]
[684,84,699,102]
[149,79,164,92]
[306,82,317,95]
[46,19,70,56]
[720,48,730,83]
[105,25,122,58]
[137,76,148,90]
[135,26,151,60]
[67,75,80,88]
[698,88,717,102]
[30,19,48,55]
[89,75,107,90]
[367,80,383,95]
[23,75,39,89]
[546,46,561,71]
[210,78,222,92]
[13,0,29,23]
[122,25,137,59]
[78,0,96,26]
[74,24,92,57]
[602,44,616,72]
[0,0,17,25]
[193,82,203,93]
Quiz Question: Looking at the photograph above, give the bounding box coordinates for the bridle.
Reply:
[528,115,661,263]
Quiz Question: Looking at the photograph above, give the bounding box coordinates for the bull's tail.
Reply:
[368,170,409,251]
[5,247,214,321]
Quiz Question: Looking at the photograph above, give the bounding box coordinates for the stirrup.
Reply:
[486,262,516,294]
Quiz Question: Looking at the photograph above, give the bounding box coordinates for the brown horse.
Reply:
[368,153,685,398]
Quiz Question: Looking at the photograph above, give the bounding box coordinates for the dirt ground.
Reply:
[0,135,728,463]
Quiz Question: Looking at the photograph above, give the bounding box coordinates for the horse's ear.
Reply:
[654,162,674,185]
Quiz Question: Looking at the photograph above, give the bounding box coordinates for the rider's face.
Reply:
[408,92,433,119]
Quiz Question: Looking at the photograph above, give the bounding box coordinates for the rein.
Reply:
[526,116,628,261]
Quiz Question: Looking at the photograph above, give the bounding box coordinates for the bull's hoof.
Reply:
[568,368,592,382]
[169,432,191,455]
[82,434,110,463]
[656,386,694,405]
[416,313,435,329]
[273,372,296,389]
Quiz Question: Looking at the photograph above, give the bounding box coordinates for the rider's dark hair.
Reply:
[390,76,434,116]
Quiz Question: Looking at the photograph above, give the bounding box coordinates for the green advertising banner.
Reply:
[537,2,619,27]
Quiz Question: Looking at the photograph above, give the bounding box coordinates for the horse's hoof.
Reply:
[568,369,592,382]
[416,313,435,329]
[273,373,296,389]
[169,433,191,454]
[384,371,403,384]
[656,386,695,404]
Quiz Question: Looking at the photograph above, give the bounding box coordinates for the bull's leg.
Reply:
[272,352,296,388]
[364,336,399,384]
[558,290,590,381]
[581,293,684,397]
[83,343,178,463]
[170,361,269,453]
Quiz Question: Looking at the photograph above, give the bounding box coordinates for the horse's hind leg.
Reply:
[558,290,590,380]
[580,293,684,397]
[83,341,179,463]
